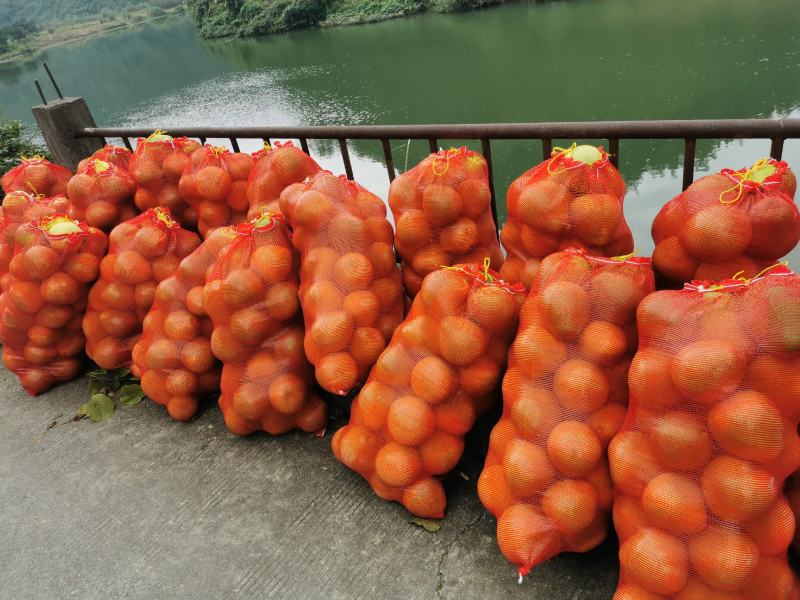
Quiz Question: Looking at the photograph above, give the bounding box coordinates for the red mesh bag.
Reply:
[499,144,632,289]
[279,171,403,395]
[2,157,72,197]
[84,208,200,371]
[652,158,800,288]
[0,215,106,395]
[132,225,238,421]
[246,141,321,219]
[77,145,132,173]
[178,145,253,239]
[479,249,653,579]
[66,158,137,231]
[609,267,800,599]
[332,261,525,517]
[0,191,70,292]
[203,213,327,436]
[129,131,202,230]
[388,147,503,297]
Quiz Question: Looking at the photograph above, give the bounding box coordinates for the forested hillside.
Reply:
[0,0,181,26]
[187,0,521,38]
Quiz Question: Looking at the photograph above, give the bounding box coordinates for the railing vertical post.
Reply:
[682,138,696,190]
[338,139,354,180]
[542,138,552,160]
[31,96,104,170]
[770,138,785,160]
[480,138,499,231]
[428,139,438,153]
[608,138,620,168]
[381,138,396,182]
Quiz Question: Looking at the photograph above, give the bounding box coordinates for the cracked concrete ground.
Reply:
[0,368,619,599]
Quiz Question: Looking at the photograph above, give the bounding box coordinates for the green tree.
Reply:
[0,114,50,175]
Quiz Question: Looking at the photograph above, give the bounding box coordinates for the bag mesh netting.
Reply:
[479,249,653,579]
[333,260,525,518]
[609,266,800,599]
[499,144,632,289]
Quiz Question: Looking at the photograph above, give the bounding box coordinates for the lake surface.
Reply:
[2,0,800,257]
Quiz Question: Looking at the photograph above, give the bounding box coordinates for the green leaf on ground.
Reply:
[410,518,441,533]
[78,393,115,422]
[118,384,145,407]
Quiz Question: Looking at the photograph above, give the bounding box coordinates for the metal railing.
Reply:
[77,118,800,224]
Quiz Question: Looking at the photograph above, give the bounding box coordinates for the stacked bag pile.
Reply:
[2,135,800,596]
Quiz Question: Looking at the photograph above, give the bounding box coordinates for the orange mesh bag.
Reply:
[203,213,327,436]
[66,158,138,231]
[246,141,321,219]
[1,157,72,197]
[499,144,632,289]
[77,145,132,173]
[388,147,503,297]
[652,158,800,288]
[178,145,253,239]
[129,131,202,230]
[132,225,238,421]
[479,248,654,580]
[84,208,200,371]
[608,266,800,599]
[0,191,70,292]
[0,216,106,395]
[332,261,525,517]
[279,171,403,395]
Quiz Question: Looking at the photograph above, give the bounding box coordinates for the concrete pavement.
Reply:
[0,368,618,599]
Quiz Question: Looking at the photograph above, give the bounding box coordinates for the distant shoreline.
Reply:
[188,0,531,40]
[0,6,184,66]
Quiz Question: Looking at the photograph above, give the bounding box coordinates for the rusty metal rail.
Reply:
[77,119,800,220]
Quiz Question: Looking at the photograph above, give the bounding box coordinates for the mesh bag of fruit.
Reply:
[178,145,253,239]
[84,208,200,371]
[479,249,653,579]
[1,156,72,197]
[246,141,321,219]
[332,260,525,517]
[203,213,326,436]
[0,191,70,292]
[609,266,800,599]
[388,147,503,297]
[499,144,632,289]
[652,158,800,288]
[77,145,132,173]
[129,131,202,230]
[0,216,106,395]
[279,171,403,395]
[66,158,138,231]
[132,225,238,421]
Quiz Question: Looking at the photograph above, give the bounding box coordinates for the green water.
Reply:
[2,0,800,256]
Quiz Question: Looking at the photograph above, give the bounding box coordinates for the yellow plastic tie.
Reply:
[146,129,168,142]
[546,143,578,175]
[153,206,176,227]
[431,147,460,176]
[482,256,495,282]
[263,141,272,152]
[254,212,274,228]
[611,250,637,262]
[719,158,771,204]
[732,261,788,284]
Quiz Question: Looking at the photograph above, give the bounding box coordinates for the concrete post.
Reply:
[31,97,104,171]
